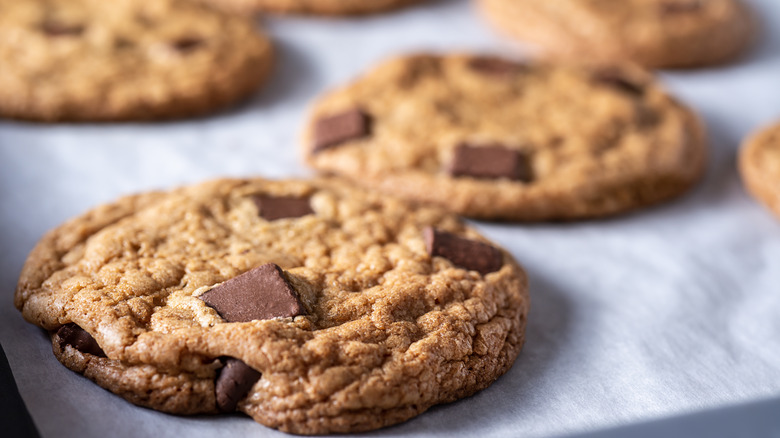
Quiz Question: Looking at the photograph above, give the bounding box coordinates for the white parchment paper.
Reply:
[1,1,780,437]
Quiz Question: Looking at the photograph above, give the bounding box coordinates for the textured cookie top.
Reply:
[479,0,754,68]
[302,54,706,221]
[0,0,273,121]
[739,123,780,219]
[16,178,528,434]
[195,0,426,15]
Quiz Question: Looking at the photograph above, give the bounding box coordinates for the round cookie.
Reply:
[739,122,780,219]
[194,0,426,16]
[0,0,273,122]
[477,0,755,69]
[301,54,707,221]
[15,178,529,434]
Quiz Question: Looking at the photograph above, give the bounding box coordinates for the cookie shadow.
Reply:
[372,270,575,436]
[737,0,780,67]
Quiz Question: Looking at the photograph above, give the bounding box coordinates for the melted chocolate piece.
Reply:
[312,108,371,153]
[199,263,305,323]
[424,227,503,275]
[215,358,262,412]
[449,143,533,182]
[252,195,314,221]
[56,324,106,357]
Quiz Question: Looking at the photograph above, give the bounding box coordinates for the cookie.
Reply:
[15,178,529,434]
[301,54,707,221]
[0,0,273,122]
[477,0,755,69]
[194,0,426,16]
[739,122,780,219]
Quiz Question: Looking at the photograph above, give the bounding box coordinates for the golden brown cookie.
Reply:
[301,54,707,221]
[739,122,780,219]
[477,0,756,69]
[0,0,273,122]
[194,0,426,15]
[15,178,529,434]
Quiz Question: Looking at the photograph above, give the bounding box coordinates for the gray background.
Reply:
[1,0,779,437]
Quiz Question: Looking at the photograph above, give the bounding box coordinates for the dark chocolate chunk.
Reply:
[467,57,527,77]
[215,358,262,412]
[172,37,203,53]
[660,0,702,14]
[41,22,85,37]
[56,323,106,357]
[423,227,503,275]
[592,70,645,96]
[312,109,371,153]
[199,263,305,323]
[449,143,533,182]
[252,195,314,221]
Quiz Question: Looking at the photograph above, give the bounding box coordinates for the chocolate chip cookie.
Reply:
[739,122,780,220]
[301,54,707,221]
[15,178,529,434]
[478,0,755,69]
[195,0,426,15]
[0,0,274,121]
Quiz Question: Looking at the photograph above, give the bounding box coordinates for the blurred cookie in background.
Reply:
[477,0,756,69]
[0,0,274,122]
[195,0,428,16]
[740,122,780,220]
[302,54,707,221]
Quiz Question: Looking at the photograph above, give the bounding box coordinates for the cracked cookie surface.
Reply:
[0,0,273,121]
[16,178,529,434]
[478,0,755,69]
[739,122,780,220]
[302,54,706,221]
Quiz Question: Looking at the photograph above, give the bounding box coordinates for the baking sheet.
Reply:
[1,0,780,437]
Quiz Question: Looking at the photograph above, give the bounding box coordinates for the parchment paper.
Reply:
[1,1,779,437]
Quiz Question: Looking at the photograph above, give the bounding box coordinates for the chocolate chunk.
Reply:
[449,143,533,182]
[41,22,85,37]
[56,324,106,357]
[660,0,702,14]
[593,70,645,96]
[423,227,503,275]
[467,57,527,77]
[252,195,314,221]
[215,358,262,412]
[312,109,371,153]
[172,37,203,53]
[199,263,305,323]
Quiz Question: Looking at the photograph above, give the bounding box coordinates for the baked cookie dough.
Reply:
[0,0,273,122]
[194,0,426,16]
[15,178,529,434]
[477,0,755,69]
[301,54,707,221]
[739,122,780,219]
